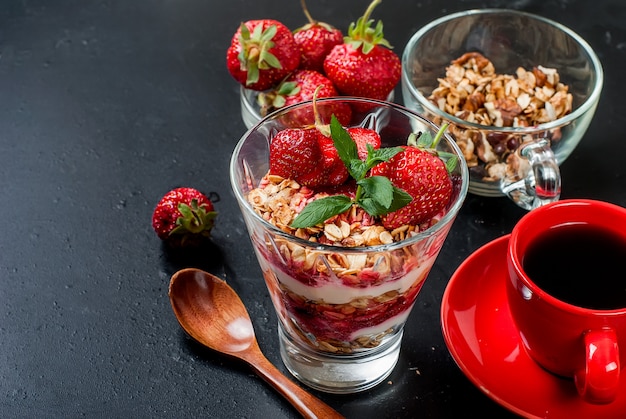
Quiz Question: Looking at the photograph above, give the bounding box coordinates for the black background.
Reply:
[1,0,624,417]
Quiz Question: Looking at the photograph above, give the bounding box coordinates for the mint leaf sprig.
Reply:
[291,115,412,229]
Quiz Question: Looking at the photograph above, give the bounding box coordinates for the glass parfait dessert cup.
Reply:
[230,97,469,394]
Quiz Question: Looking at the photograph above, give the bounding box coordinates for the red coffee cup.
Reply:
[507,199,626,404]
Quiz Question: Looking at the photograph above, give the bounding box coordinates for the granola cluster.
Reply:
[427,52,573,181]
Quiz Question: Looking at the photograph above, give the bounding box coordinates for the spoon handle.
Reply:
[246,350,344,419]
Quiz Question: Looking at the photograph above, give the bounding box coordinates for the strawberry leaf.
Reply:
[260,50,281,70]
[259,24,276,41]
[272,95,286,108]
[345,0,393,53]
[291,195,353,228]
[246,65,260,85]
[408,131,434,148]
[406,123,457,173]
[277,81,299,95]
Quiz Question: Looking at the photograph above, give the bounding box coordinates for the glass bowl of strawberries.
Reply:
[230,96,469,393]
[229,0,401,130]
[401,9,603,209]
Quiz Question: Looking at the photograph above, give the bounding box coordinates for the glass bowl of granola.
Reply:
[401,9,603,209]
[230,97,468,393]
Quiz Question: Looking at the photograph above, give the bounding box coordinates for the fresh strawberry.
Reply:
[370,145,452,229]
[348,127,381,160]
[226,19,300,91]
[269,128,326,187]
[152,187,217,247]
[262,69,352,126]
[316,132,349,185]
[323,0,401,101]
[293,0,343,72]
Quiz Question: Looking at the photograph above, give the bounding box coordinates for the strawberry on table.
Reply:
[226,19,300,91]
[323,0,401,101]
[152,187,217,248]
[293,0,343,73]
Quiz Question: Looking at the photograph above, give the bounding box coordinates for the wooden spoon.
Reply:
[168,268,344,419]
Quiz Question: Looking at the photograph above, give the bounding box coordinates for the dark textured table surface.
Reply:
[1,0,624,417]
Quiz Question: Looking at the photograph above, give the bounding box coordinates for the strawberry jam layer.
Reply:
[282,273,424,344]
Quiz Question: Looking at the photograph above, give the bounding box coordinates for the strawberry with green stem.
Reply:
[291,116,408,228]
[152,187,218,248]
[323,0,401,101]
[269,126,326,187]
[226,19,300,91]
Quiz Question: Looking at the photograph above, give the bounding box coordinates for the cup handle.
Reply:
[500,139,561,210]
[574,328,620,404]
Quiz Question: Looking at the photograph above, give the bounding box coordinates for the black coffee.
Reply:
[522,224,626,310]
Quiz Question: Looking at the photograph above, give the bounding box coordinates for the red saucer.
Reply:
[441,235,626,419]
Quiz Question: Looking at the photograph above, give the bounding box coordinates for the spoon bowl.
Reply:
[168,268,344,419]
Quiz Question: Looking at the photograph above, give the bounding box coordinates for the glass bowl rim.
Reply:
[401,8,604,134]
[240,86,396,123]
[230,96,470,253]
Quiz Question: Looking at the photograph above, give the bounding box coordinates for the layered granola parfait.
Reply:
[230,97,468,393]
